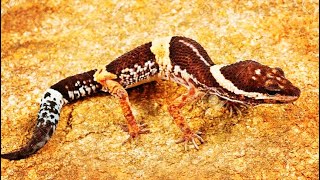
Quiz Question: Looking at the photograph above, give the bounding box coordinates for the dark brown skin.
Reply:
[219,60,301,105]
[1,36,301,160]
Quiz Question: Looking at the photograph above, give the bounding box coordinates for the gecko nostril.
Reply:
[293,87,301,97]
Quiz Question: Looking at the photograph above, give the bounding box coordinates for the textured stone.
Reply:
[1,0,319,179]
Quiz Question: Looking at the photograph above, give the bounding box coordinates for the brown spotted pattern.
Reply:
[219,60,300,103]
[1,36,301,160]
[51,70,102,102]
[106,42,159,88]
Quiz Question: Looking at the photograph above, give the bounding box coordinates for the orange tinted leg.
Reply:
[168,85,205,150]
[94,69,149,141]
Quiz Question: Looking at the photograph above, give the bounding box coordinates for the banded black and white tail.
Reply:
[1,70,102,160]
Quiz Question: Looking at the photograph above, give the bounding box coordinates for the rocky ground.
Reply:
[1,0,319,179]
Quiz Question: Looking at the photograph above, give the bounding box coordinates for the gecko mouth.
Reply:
[259,85,301,104]
[276,86,301,103]
[261,93,300,104]
[271,95,300,103]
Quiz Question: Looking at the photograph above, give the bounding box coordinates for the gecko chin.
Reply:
[262,83,301,104]
[262,90,300,104]
[259,94,300,104]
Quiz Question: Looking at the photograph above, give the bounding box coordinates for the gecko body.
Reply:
[1,36,300,160]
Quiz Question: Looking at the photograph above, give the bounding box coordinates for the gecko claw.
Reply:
[176,131,205,151]
[120,122,149,132]
[223,101,248,117]
[121,122,150,145]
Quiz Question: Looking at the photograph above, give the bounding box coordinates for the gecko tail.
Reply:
[1,88,64,160]
[1,122,55,160]
[1,70,103,160]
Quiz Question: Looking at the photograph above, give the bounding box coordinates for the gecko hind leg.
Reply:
[94,69,150,144]
[168,84,206,150]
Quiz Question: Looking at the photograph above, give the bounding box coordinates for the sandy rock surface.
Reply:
[1,0,318,179]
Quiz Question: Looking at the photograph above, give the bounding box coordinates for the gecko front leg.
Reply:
[94,69,149,142]
[168,84,205,150]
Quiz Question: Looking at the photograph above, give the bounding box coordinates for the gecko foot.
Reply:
[223,101,248,117]
[176,131,205,151]
[121,122,150,145]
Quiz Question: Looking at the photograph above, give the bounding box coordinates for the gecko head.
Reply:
[210,60,301,105]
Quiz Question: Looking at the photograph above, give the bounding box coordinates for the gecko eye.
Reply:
[266,90,279,96]
[265,79,281,95]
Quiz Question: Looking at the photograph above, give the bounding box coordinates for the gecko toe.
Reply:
[176,131,205,151]
[120,121,149,133]
[223,101,248,117]
[121,122,150,145]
